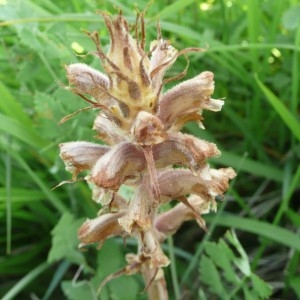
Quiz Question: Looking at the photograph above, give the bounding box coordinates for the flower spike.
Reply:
[59,11,236,299]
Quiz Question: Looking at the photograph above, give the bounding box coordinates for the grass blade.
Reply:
[0,82,33,128]
[213,151,283,182]
[42,261,71,300]
[0,113,46,149]
[207,214,300,251]
[2,262,49,300]
[255,75,300,141]
[158,0,196,19]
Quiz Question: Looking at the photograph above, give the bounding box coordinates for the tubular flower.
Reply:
[59,11,236,300]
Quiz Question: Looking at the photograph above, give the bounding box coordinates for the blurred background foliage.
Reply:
[0,0,299,299]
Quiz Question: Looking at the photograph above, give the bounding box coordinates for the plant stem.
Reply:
[142,265,169,300]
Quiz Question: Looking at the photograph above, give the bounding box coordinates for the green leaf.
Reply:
[290,276,300,299]
[243,285,257,300]
[251,273,272,299]
[60,239,141,300]
[225,230,251,276]
[255,75,300,141]
[199,231,273,299]
[204,240,239,284]
[286,208,300,227]
[93,240,141,300]
[199,255,226,297]
[198,289,208,300]
[61,281,98,300]
[48,212,86,266]
[18,27,44,51]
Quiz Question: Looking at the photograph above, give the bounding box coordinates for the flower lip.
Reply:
[59,141,109,177]
[156,71,222,129]
[131,111,166,145]
[78,211,127,247]
[88,142,146,190]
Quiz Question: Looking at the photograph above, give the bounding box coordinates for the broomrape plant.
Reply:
[59,11,236,299]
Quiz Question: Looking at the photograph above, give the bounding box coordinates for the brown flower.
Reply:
[59,11,236,299]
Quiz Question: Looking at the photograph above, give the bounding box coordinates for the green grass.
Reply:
[1,0,299,299]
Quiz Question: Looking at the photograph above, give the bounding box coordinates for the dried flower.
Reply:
[59,11,236,300]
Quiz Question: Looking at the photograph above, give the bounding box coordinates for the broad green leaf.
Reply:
[62,281,98,300]
[48,212,86,266]
[93,240,141,300]
[61,239,141,300]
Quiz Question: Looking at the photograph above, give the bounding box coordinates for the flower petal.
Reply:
[207,167,236,196]
[66,63,110,102]
[157,71,224,129]
[156,167,235,201]
[59,141,109,177]
[150,39,178,94]
[153,132,220,170]
[131,111,166,145]
[78,211,126,247]
[155,194,210,236]
[93,113,128,145]
[88,142,146,190]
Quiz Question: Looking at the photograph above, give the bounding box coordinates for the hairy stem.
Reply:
[141,265,168,300]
